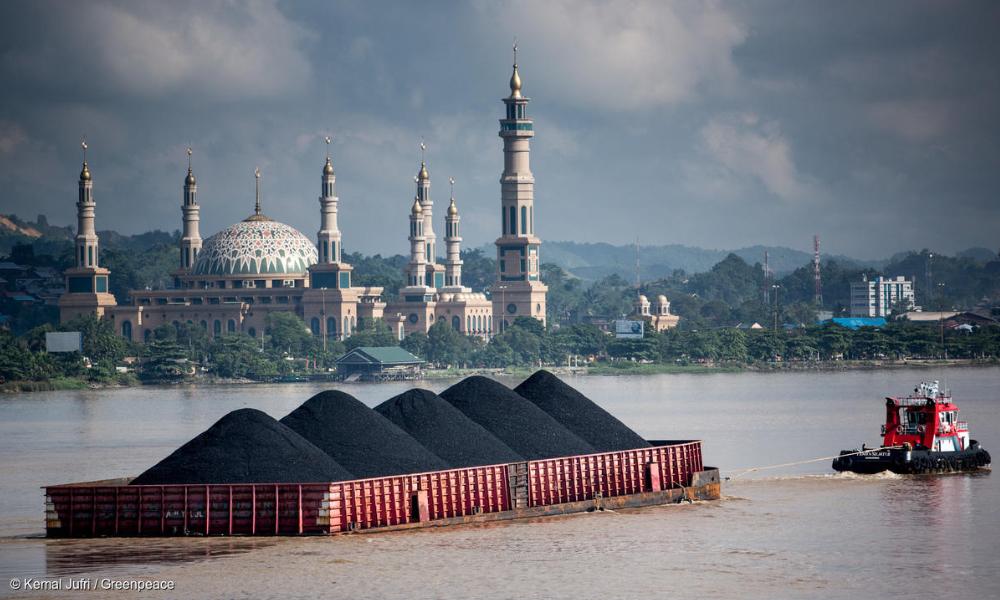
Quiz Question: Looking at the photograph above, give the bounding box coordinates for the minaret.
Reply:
[492,42,547,329]
[60,140,117,323]
[406,197,427,287]
[415,142,445,288]
[304,136,362,342]
[75,142,98,269]
[179,147,202,271]
[317,136,342,264]
[416,142,434,259]
[443,177,463,290]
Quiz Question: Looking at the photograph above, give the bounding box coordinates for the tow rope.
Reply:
[725,446,905,480]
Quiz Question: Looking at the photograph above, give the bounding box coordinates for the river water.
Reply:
[1,367,997,599]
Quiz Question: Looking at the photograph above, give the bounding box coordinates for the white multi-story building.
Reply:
[850,275,916,317]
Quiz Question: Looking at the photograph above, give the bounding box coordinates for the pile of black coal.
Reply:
[514,370,650,451]
[375,389,524,468]
[130,408,354,485]
[280,390,450,478]
[439,376,595,460]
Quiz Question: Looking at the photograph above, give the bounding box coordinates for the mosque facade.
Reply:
[59,57,548,344]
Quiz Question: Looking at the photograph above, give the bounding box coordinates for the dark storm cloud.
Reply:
[0,0,997,259]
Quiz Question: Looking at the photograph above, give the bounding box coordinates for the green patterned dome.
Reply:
[193,219,317,276]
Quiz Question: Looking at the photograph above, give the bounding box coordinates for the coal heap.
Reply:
[130,408,354,485]
[439,376,596,460]
[280,390,450,478]
[375,389,524,468]
[515,370,650,451]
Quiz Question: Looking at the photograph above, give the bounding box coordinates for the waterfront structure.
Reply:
[630,294,679,332]
[850,275,916,317]
[491,48,547,333]
[60,49,543,342]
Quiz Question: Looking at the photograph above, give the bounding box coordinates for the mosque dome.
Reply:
[192,218,317,277]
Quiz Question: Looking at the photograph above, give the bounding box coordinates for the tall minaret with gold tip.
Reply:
[179,147,202,274]
[317,136,342,264]
[492,42,547,331]
[415,141,445,289]
[304,135,360,341]
[443,177,464,290]
[59,140,117,322]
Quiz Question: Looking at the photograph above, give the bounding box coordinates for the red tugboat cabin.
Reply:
[882,381,970,452]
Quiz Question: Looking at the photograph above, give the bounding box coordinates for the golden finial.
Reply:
[254,167,261,215]
[509,39,522,98]
[323,135,334,175]
[79,138,91,181]
[417,139,429,180]
[448,177,458,215]
[185,147,196,185]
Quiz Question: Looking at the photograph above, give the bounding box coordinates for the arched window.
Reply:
[227,319,237,333]
[327,317,336,338]
[521,206,527,235]
[248,327,256,338]
[213,320,222,336]
[200,320,208,330]
[172,320,180,330]
[467,315,472,332]
[452,315,461,331]
[143,329,151,343]
[310,317,320,335]
[343,316,350,337]
[121,320,132,340]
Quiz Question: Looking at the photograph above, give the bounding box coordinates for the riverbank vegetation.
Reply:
[2,312,999,390]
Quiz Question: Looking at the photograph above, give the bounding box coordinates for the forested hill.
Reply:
[534,241,878,281]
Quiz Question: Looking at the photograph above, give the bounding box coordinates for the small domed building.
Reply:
[631,293,680,332]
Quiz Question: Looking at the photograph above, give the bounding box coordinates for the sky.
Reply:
[0,0,997,260]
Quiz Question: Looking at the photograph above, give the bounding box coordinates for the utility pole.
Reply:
[772,284,781,331]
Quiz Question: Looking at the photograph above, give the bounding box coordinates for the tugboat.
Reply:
[833,381,991,475]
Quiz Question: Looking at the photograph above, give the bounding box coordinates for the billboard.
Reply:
[613,319,644,339]
[46,332,83,353]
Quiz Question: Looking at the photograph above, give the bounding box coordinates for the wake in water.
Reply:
[727,471,904,484]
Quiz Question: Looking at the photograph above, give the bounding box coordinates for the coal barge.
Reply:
[44,372,720,537]
[832,381,991,475]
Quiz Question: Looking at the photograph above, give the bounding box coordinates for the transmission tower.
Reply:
[813,235,823,306]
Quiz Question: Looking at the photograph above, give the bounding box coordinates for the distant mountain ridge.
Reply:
[5,213,995,280]
[493,241,883,281]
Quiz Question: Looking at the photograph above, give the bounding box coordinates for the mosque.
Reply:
[59,55,550,344]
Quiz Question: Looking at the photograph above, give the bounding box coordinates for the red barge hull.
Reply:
[44,441,718,538]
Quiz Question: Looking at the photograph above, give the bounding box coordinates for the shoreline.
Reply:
[2,358,996,394]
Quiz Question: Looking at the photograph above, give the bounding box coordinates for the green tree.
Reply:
[400,331,428,359]
[140,338,190,383]
[266,312,313,356]
[208,335,277,379]
[426,320,473,367]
